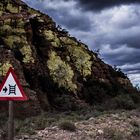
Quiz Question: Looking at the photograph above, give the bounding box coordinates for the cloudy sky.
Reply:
[22,0,140,86]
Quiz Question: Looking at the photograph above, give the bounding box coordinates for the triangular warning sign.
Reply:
[0,67,28,101]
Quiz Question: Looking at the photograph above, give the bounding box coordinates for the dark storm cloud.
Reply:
[59,15,91,31]
[44,8,91,31]
[125,68,140,73]
[103,49,140,66]
[77,0,140,11]
[101,46,140,66]
[100,31,140,49]
[22,0,92,31]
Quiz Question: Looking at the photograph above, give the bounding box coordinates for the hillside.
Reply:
[0,0,140,117]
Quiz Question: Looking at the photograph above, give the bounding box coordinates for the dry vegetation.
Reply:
[0,106,140,140]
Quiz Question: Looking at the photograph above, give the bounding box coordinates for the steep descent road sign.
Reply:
[0,67,28,101]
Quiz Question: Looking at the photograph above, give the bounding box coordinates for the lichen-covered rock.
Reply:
[0,0,139,117]
[0,61,13,76]
[20,45,35,63]
[0,25,12,36]
[60,37,78,46]
[4,35,23,48]
[43,30,60,47]
[67,45,92,77]
[47,51,77,92]
[6,3,19,13]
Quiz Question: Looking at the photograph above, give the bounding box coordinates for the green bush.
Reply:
[104,127,124,140]
[111,94,136,110]
[130,92,140,104]
[53,94,79,111]
[59,121,76,132]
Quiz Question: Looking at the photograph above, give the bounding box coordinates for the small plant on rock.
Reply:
[59,121,76,132]
[103,127,124,140]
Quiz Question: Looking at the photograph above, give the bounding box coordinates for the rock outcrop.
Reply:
[0,0,139,117]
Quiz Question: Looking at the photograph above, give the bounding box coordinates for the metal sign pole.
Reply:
[8,100,14,140]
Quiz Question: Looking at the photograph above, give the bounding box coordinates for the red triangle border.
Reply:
[0,67,28,101]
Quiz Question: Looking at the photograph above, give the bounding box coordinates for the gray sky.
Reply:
[22,0,140,86]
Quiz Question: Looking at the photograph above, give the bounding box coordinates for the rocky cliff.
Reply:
[0,0,139,117]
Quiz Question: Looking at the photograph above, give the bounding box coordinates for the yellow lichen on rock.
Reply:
[0,25,12,36]
[4,35,24,48]
[20,45,35,63]
[4,19,11,25]
[16,19,25,28]
[0,11,2,16]
[6,3,19,13]
[43,30,60,47]
[47,51,77,92]
[68,46,92,77]
[4,35,28,48]
[4,35,20,48]
[0,3,3,9]
[0,25,25,36]
[28,8,40,15]
[12,28,26,35]
[36,16,44,23]
[4,34,34,63]
[0,61,13,76]
[60,37,78,46]
[1,25,12,31]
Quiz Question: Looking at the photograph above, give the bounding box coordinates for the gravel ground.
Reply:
[14,110,140,140]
